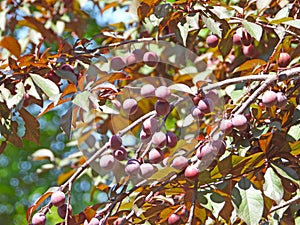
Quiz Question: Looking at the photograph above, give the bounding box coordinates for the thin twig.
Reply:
[269,194,300,213]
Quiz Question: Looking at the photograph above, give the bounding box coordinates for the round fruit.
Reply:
[155,86,171,101]
[191,107,204,120]
[241,30,253,46]
[243,44,256,58]
[50,191,66,207]
[110,56,126,71]
[99,154,115,170]
[155,101,170,116]
[32,213,46,225]
[167,213,181,225]
[112,99,122,111]
[122,98,138,115]
[113,146,127,161]
[212,140,226,156]
[278,52,291,67]
[57,203,72,219]
[88,217,100,225]
[276,92,288,108]
[184,165,199,180]
[109,135,122,150]
[171,156,188,170]
[140,129,152,144]
[193,95,201,105]
[139,163,156,178]
[166,132,177,148]
[125,53,137,66]
[220,119,233,135]
[262,90,277,107]
[152,131,167,148]
[132,49,144,61]
[143,51,158,67]
[142,117,158,135]
[231,114,248,131]
[206,34,219,48]
[233,34,242,46]
[140,84,156,98]
[148,148,164,164]
[197,98,213,114]
[125,159,141,176]
[197,144,215,160]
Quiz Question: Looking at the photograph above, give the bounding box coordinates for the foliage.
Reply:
[0,0,299,225]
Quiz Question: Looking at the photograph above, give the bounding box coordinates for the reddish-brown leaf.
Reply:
[0,36,21,58]
[20,108,40,145]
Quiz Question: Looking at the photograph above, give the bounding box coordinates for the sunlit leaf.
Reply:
[57,169,75,185]
[263,167,283,204]
[30,73,60,97]
[242,21,263,42]
[0,36,21,58]
[31,149,55,162]
[233,59,266,73]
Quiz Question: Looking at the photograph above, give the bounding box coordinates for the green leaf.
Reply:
[288,124,300,141]
[263,167,284,204]
[201,16,222,37]
[242,21,263,42]
[29,73,60,98]
[283,19,300,29]
[177,20,189,46]
[232,177,264,225]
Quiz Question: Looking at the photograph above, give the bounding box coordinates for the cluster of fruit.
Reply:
[110,50,158,71]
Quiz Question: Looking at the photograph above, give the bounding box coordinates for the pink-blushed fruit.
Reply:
[112,99,122,111]
[152,131,167,148]
[243,44,256,58]
[88,217,100,225]
[132,49,144,61]
[220,119,233,135]
[166,132,178,148]
[99,155,115,170]
[155,101,170,116]
[193,95,201,105]
[57,203,72,219]
[122,98,138,115]
[113,146,127,161]
[110,135,122,150]
[110,56,126,71]
[262,90,277,107]
[191,107,204,120]
[139,163,156,178]
[32,213,46,225]
[197,98,213,114]
[241,30,253,46]
[231,114,248,131]
[149,148,164,164]
[140,129,152,144]
[171,156,188,170]
[125,159,140,176]
[233,34,242,46]
[142,117,159,135]
[143,51,158,67]
[140,84,156,98]
[23,93,31,107]
[206,34,219,48]
[276,92,288,108]
[278,52,291,67]
[212,140,226,156]
[50,191,66,207]
[167,213,181,225]
[125,53,137,66]
[184,165,199,180]
[155,86,171,101]
[197,143,215,160]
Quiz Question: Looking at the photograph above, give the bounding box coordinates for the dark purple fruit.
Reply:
[88,217,100,225]
[168,213,181,225]
[197,98,213,114]
[233,34,242,46]
[140,129,151,144]
[142,117,159,135]
[155,101,170,116]
[110,56,126,71]
[206,34,219,48]
[110,135,122,150]
[278,52,291,67]
[241,30,253,46]
[143,51,158,67]
[132,49,144,61]
[166,132,177,148]
[191,107,204,120]
[57,203,72,219]
[243,44,256,58]
[125,53,137,66]
[220,119,233,135]
[113,146,127,161]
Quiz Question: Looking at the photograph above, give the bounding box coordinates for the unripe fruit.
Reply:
[278,52,291,67]
[233,34,242,46]
[99,154,115,170]
[32,213,46,225]
[113,146,127,161]
[50,191,66,207]
[231,114,248,131]
[243,44,256,58]
[140,129,151,144]
[152,131,167,148]
[220,119,233,135]
[88,217,100,225]
[149,148,164,164]
[168,213,181,225]
[110,56,126,71]
[206,34,219,48]
[132,49,144,61]
[142,117,159,135]
[184,165,199,180]
[57,203,72,219]
[241,30,253,46]
[262,90,277,107]
[171,156,188,170]
[155,86,171,101]
[191,107,204,120]
[166,132,178,148]
[139,163,156,178]
[122,98,138,115]
[155,101,170,116]
[125,159,140,176]
[276,92,288,108]
[197,98,213,114]
[110,135,122,150]
[125,53,137,66]
[143,51,158,67]
[140,84,155,98]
